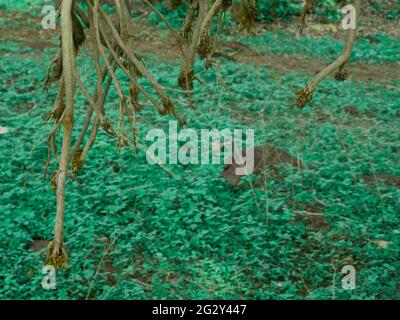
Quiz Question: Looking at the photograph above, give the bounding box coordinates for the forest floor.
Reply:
[0,3,399,299]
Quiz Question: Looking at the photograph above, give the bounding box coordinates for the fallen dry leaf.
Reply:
[0,126,9,135]
[368,239,392,249]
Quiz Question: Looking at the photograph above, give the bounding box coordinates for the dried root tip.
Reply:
[43,105,65,123]
[160,96,175,115]
[51,110,63,121]
[43,112,54,122]
[335,64,349,81]
[72,148,83,173]
[50,171,58,192]
[102,119,117,137]
[72,13,86,52]
[45,51,63,88]
[46,241,68,269]
[128,92,143,116]
[178,118,187,127]
[296,88,313,108]
[197,31,213,59]
[237,4,258,34]
[129,85,143,112]
[178,69,195,90]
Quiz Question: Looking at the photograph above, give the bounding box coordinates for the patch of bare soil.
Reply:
[0,10,58,44]
[27,239,50,252]
[236,50,400,83]
[13,101,36,114]
[222,144,301,187]
[287,201,331,231]
[304,212,330,230]
[133,29,399,86]
[139,31,400,84]
[2,9,398,85]
[22,40,54,50]
[364,174,400,188]
[301,203,331,231]
[344,106,360,117]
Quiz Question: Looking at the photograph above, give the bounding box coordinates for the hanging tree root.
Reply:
[296,0,361,108]
[44,0,201,267]
[47,0,76,268]
[177,0,225,92]
[141,0,226,103]
[43,1,263,268]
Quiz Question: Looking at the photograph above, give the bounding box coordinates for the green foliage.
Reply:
[257,0,399,22]
[257,0,303,21]
[1,5,400,300]
[225,31,400,63]
[143,0,398,27]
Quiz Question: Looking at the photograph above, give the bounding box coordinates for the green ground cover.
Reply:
[0,2,399,299]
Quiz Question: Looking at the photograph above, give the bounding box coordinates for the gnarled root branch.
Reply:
[296,0,360,108]
[49,0,76,266]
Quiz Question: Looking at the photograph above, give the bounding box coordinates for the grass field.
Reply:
[0,1,399,299]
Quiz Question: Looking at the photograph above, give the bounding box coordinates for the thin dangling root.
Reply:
[72,147,84,172]
[297,0,361,107]
[46,240,68,269]
[300,0,316,34]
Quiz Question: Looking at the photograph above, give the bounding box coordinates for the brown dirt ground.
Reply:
[1,9,399,85]
[363,174,400,188]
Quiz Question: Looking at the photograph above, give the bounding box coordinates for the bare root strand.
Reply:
[181,0,199,39]
[44,0,276,267]
[71,67,114,168]
[177,0,227,95]
[44,49,63,89]
[49,0,76,266]
[297,0,361,108]
[299,0,316,35]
